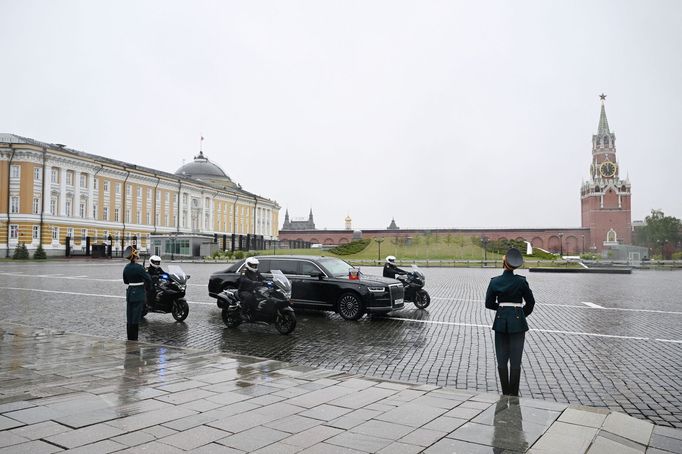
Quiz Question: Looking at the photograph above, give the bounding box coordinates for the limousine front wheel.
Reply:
[338,293,364,320]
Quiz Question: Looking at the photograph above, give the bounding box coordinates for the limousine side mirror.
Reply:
[310,271,324,280]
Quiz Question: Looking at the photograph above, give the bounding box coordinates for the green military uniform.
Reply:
[123,252,152,340]
[485,270,535,333]
[485,248,535,396]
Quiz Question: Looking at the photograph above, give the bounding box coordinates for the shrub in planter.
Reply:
[13,243,29,260]
[34,244,47,260]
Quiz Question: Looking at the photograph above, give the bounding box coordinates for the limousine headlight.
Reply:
[368,286,387,293]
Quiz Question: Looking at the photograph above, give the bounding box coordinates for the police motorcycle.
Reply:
[396,265,431,309]
[142,264,190,322]
[217,270,296,335]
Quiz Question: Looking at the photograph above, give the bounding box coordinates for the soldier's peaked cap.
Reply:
[505,247,523,269]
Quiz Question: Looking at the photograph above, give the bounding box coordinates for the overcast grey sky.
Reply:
[2,0,681,230]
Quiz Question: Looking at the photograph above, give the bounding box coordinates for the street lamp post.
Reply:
[481,236,489,266]
[581,235,585,255]
[376,237,384,263]
[559,233,564,257]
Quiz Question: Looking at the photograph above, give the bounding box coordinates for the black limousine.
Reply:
[208,255,405,320]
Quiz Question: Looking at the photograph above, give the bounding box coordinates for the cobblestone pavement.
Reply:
[0,261,681,429]
[2,323,680,453]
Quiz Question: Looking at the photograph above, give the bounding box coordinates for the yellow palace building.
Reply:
[0,134,280,258]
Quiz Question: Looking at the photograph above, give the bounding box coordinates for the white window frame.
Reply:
[66,171,74,186]
[103,207,109,221]
[79,202,86,218]
[80,173,87,188]
[103,180,109,192]
[33,197,40,214]
[32,225,40,240]
[9,224,18,239]
[114,208,120,222]
[10,196,19,214]
[52,226,59,242]
[10,165,20,178]
[34,167,42,181]
[115,183,121,194]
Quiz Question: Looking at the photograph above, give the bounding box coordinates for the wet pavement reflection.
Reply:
[1,323,679,453]
[1,262,682,427]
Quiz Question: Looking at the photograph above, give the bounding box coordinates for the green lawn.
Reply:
[258,235,565,267]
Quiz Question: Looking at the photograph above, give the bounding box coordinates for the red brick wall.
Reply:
[279,228,592,255]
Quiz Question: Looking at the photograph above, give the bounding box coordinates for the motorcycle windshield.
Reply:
[270,270,292,294]
[167,265,187,284]
[411,265,425,278]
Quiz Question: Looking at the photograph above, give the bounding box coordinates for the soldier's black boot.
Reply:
[509,368,521,396]
[126,324,134,341]
[498,366,510,395]
[127,324,139,341]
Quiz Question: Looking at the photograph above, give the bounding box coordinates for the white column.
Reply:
[88,171,95,219]
[74,170,81,218]
[43,164,51,214]
[60,167,67,216]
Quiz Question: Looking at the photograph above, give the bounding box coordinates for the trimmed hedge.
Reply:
[329,239,371,255]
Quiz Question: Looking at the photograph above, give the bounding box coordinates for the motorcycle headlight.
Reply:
[368,286,386,293]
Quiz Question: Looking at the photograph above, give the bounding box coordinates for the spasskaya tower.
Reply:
[580,94,632,251]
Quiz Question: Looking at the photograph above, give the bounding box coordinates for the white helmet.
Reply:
[245,257,259,272]
[386,255,396,265]
[150,255,162,268]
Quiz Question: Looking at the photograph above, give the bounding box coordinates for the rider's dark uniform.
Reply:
[383,263,407,279]
[239,268,265,313]
[145,265,166,304]
[485,248,535,396]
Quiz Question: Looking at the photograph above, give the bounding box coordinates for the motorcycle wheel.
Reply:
[337,292,365,320]
[222,309,241,328]
[274,311,296,335]
[171,299,189,322]
[414,291,431,309]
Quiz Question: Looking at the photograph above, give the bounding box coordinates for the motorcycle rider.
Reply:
[146,255,166,306]
[146,255,165,278]
[238,257,267,314]
[122,246,152,341]
[383,255,408,279]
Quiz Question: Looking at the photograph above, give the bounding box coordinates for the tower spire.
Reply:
[597,93,610,135]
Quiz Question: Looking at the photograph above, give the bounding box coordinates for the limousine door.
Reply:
[294,260,336,310]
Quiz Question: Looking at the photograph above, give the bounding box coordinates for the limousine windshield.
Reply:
[318,257,354,277]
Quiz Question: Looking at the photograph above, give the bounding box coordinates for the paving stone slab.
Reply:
[159,425,231,451]
[586,435,645,454]
[326,430,393,452]
[217,425,290,452]
[603,411,655,446]
[531,421,598,454]
[559,406,609,428]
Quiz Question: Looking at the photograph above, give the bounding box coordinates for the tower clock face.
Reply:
[600,161,616,178]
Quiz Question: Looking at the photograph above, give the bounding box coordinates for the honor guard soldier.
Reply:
[122,246,152,341]
[485,247,535,396]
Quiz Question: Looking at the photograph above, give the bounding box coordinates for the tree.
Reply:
[13,242,29,260]
[635,209,681,259]
[34,244,47,259]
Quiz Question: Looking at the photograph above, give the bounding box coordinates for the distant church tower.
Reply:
[580,95,632,251]
[345,215,352,230]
